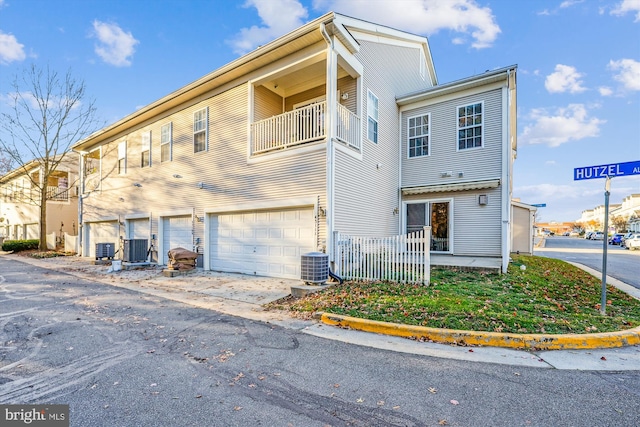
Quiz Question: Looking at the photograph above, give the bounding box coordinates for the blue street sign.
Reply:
[531,203,546,207]
[574,160,640,181]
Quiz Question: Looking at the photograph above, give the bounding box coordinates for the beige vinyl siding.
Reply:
[401,88,503,187]
[403,187,502,257]
[333,41,428,237]
[254,85,282,120]
[82,82,327,260]
[337,76,357,113]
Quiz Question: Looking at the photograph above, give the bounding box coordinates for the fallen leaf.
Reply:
[468,349,474,352]
[333,383,340,388]
[438,420,448,425]
[428,387,437,394]
[450,400,459,405]
[258,375,266,381]
[514,372,521,376]
[377,400,385,406]
[392,405,400,410]
[233,406,242,411]
[248,384,257,388]
[601,356,607,361]
[356,398,364,403]
[195,395,202,398]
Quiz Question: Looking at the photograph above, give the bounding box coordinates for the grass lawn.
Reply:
[267,255,640,334]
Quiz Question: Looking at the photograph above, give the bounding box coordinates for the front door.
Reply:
[406,200,451,252]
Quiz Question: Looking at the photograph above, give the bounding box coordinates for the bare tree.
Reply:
[0,149,13,175]
[0,64,101,250]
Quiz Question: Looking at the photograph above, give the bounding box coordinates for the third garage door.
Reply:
[209,207,314,279]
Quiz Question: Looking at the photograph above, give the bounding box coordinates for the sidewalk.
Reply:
[2,252,639,371]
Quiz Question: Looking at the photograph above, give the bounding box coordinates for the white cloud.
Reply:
[611,0,640,22]
[227,0,309,55]
[545,64,587,94]
[0,30,26,65]
[560,0,584,8]
[519,104,605,147]
[598,86,613,96]
[608,58,640,91]
[91,20,139,67]
[314,0,501,49]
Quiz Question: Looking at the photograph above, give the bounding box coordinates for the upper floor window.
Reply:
[457,102,483,150]
[141,131,151,168]
[118,141,127,174]
[161,122,172,162]
[193,108,208,153]
[408,114,430,158]
[367,90,378,143]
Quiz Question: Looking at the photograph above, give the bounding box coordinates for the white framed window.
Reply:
[141,131,151,168]
[118,141,127,175]
[161,122,172,162]
[367,90,378,143]
[457,102,483,150]
[408,113,430,158]
[193,107,208,153]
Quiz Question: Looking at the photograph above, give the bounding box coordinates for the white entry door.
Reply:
[208,207,314,279]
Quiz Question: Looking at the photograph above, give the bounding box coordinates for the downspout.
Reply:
[500,69,512,273]
[320,22,336,267]
[78,151,85,257]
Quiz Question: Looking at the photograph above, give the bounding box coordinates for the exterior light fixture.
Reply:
[479,195,488,205]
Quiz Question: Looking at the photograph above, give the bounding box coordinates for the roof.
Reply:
[73,12,436,153]
[396,65,517,106]
[401,178,500,196]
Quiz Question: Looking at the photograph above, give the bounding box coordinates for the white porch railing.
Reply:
[251,101,361,155]
[46,185,69,201]
[336,103,361,151]
[333,227,431,285]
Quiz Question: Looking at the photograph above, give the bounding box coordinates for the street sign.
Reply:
[574,160,640,181]
[531,203,546,207]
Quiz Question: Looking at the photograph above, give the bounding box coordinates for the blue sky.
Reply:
[1,0,639,222]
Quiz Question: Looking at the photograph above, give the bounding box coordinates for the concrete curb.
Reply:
[319,312,640,350]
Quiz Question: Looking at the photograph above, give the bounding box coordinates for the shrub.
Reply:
[1,239,40,252]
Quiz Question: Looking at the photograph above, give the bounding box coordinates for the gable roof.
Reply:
[73,12,436,153]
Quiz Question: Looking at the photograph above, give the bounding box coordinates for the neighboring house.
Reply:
[72,12,518,277]
[0,153,79,245]
[612,194,640,232]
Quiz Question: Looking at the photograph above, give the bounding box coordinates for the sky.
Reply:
[0,0,639,223]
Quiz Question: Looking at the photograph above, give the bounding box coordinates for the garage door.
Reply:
[162,215,192,257]
[26,223,39,239]
[86,221,119,258]
[209,207,314,279]
[128,218,149,239]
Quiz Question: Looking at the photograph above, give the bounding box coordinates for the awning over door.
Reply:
[402,179,500,196]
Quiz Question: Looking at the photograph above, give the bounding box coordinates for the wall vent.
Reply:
[301,252,329,284]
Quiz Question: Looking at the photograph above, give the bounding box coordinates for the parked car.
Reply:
[592,231,604,240]
[625,233,640,250]
[621,232,634,248]
[585,231,594,240]
[608,233,624,245]
[569,231,580,237]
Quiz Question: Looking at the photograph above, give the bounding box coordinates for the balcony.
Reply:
[46,185,69,202]
[251,102,361,156]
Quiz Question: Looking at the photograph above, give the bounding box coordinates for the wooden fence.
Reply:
[333,227,431,284]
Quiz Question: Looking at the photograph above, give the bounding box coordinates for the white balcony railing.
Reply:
[251,101,361,155]
[46,185,69,201]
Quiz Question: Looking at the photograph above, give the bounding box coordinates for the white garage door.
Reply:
[209,207,314,279]
[26,223,39,239]
[128,218,149,239]
[87,221,119,258]
[162,215,192,256]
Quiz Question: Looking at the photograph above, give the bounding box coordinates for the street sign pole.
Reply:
[600,177,611,315]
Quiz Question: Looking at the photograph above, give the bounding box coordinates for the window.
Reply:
[406,200,451,252]
[457,102,483,150]
[193,108,208,153]
[408,114,429,157]
[161,122,172,162]
[141,131,151,168]
[367,90,378,143]
[118,141,127,174]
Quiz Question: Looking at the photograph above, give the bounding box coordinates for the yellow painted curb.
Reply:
[319,312,640,350]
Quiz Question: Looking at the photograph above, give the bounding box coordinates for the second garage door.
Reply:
[209,207,315,279]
